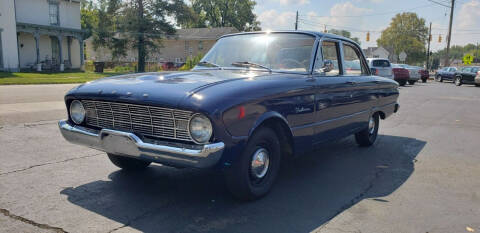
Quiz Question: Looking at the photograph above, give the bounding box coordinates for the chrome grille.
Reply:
[82,100,194,142]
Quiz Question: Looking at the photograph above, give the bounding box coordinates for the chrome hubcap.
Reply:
[456,78,460,85]
[251,148,270,179]
[368,116,376,135]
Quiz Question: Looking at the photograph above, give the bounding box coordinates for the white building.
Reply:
[0,0,85,72]
[363,47,390,59]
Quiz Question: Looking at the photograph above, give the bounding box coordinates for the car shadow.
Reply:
[60,135,426,233]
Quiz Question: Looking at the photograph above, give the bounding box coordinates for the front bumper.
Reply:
[58,120,225,168]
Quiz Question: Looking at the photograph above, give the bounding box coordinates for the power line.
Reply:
[427,0,451,8]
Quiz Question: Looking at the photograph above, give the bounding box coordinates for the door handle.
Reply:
[346,81,357,85]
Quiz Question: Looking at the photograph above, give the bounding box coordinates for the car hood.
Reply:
[67,70,273,107]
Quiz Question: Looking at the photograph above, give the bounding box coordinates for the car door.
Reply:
[464,67,477,83]
[341,41,375,133]
[448,67,457,80]
[311,39,358,143]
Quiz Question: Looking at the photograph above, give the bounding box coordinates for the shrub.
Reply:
[179,53,204,71]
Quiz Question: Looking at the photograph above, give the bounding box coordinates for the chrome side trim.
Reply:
[58,120,225,168]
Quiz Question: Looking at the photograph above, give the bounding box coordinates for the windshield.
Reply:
[197,33,316,72]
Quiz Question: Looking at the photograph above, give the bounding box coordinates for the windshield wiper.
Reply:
[231,61,272,72]
[197,61,220,68]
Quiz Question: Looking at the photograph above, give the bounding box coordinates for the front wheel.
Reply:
[224,127,281,201]
[355,113,379,147]
[408,80,416,85]
[421,78,427,83]
[107,153,151,171]
[398,80,407,86]
[455,77,462,86]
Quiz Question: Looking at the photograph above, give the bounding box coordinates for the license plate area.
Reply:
[100,132,139,156]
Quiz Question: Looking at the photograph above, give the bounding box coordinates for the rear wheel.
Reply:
[455,77,462,86]
[107,153,151,171]
[421,78,427,83]
[355,113,379,147]
[224,127,281,201]
[475,83,480,87]
[408,80,416,85]
[398,80,407,86]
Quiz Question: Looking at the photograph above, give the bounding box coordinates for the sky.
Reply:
[253,0,480,51]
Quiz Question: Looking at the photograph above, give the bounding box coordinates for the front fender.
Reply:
[248,111,290,137]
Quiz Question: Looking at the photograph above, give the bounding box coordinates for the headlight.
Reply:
[70,100,85,124]
[189,114,212,144]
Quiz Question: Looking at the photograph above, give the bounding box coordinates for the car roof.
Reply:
[367,58,390,61]
[219,30,361,46]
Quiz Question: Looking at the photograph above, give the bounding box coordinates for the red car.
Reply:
[392,64,410,86]
[419,69,429,83]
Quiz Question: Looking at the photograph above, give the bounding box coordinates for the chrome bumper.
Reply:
[58,120,225,168]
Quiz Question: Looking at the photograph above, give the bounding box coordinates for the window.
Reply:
[372,59,390,67]
[462,67,471,72]
[343,44,366,76]
[198,41,203,51]
[449,67,457,72]
[201,33,315,72]
[314,41,340,76]
[49,3,59,25]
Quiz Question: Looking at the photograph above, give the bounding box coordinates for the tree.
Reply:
[432,43,479,62]
[328,29,360,45]
[80,1,98,39]
[190,0,261,31]
[90,0,191,72]
[377,13,428,64]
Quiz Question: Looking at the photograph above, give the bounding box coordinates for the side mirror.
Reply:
[322,60,334,73]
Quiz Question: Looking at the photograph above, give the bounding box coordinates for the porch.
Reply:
[16,22,85,71]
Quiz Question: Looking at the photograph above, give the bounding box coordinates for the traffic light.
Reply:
[366,32,370,42]
[438,35,442,43]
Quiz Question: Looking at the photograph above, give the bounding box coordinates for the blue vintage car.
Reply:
[59,31,399,200]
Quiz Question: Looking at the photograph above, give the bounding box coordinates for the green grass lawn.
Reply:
[0,71,127,85]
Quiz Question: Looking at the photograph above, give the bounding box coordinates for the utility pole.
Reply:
[444,0,455,66]
[295,11,298,30]
[427,22,432,71]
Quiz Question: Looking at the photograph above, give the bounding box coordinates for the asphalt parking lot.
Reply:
[1,81,479,233]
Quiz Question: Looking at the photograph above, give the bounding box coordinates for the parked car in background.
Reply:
[391,63,410,86]
[58,31,400,200]
[367,58,393,79]
[454,66,480,86]
[419,68,429,83]
[475,69,480,86]
[397,64,420,85]
[435,67,457,82]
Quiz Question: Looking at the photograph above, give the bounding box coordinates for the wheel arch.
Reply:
[248,112,294,158]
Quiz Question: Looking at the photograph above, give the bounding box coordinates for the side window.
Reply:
[343,44,367,76]
[314,41,340,76]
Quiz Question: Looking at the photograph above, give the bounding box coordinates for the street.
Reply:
[0,82,479,233]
